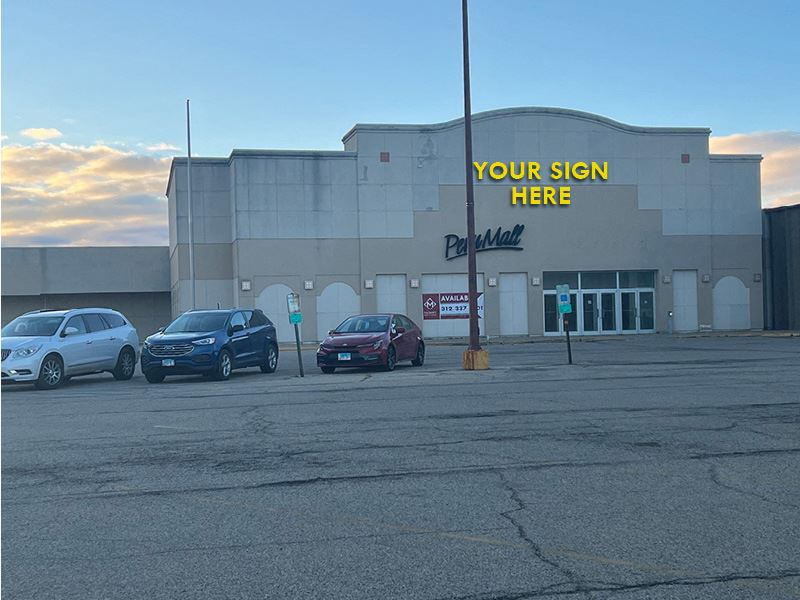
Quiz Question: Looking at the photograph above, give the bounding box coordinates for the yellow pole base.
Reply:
[462,348,490,370]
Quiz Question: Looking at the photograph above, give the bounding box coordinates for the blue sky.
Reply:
[2,0,799,245]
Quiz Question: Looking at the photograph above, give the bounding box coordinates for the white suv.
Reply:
[1,308,140,390]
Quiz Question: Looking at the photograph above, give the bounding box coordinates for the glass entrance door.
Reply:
[621,290,655,333]
[639,291,655,331]
[582,293,599,333]
[601,292,616,332]
[621,292,637,331]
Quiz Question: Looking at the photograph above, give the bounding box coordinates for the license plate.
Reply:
[337,352,351,361]
[161,359,175,367]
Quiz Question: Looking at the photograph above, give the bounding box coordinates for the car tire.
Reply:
[320,366,336,374]
[384,346,396,372]
[213,349,233,381]
[411,342,425,367]
[35,354,64,390]
[145,370,165,384]
[112,346,136,380]
[260,344,278,374]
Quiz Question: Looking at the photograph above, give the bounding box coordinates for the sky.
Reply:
[2,0,799,246]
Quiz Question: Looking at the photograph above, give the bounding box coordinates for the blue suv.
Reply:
[141,309,278,383]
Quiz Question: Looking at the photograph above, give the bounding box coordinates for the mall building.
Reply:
[161,107,764,342]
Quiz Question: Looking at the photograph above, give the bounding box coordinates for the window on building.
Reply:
[580,271,617,289]
[619,271,655,288]
[543,271,579,289]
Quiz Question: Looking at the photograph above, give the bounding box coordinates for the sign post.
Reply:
[556,284,573,365]
[286,293,304,378]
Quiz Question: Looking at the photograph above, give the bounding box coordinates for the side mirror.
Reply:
[232,324,245,333]
[328,330,335,335]
[62,326,79,337]
[395,326,406,334]
[157,326,165,333]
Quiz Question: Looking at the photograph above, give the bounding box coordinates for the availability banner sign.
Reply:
[422,293,484,320]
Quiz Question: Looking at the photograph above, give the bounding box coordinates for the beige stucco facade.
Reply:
[166,107,764,341]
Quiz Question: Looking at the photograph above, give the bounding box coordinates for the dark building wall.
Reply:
[1,292,172,340]
[763,205,800,330]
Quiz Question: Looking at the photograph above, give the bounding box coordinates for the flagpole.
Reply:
[186,99,196,310]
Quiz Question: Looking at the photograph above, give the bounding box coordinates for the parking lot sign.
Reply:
[286,292,304,377]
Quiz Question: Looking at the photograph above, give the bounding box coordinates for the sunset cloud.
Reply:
[144,142,180,152]
[20,127,63,140]
[710,130,800,208]
[1,141,170,246]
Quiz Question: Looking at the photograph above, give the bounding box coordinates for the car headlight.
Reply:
[192,337,215,345]
[13,345,42,358]
[143,340,152,348]
[371,340,382,350]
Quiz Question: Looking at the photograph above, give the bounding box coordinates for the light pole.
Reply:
[461,0,489,370]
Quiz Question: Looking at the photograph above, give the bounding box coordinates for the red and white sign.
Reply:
[422,293,484,320]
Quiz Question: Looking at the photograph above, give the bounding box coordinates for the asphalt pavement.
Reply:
[2,335,799,599]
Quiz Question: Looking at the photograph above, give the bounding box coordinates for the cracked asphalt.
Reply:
[2,335,799,599]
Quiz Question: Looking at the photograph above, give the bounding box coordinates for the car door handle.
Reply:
[85,340,93,344]
[108,336,117,341]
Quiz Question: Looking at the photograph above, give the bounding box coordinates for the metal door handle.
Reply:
[86,340,93,344]
[109,337,117,341]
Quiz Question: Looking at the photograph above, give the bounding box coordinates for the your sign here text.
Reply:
[473,161,608,206]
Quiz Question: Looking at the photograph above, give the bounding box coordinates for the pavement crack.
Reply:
[497,471,590,598]
[708,464,800,510]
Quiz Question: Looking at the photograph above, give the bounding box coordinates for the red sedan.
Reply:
[316,314,425,373]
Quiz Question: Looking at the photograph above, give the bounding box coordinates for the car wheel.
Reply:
[35,354,64,390]
[145,370,165,384]
[411,342,425,367]
[113,347,136,380]
[320,366,336,374]
[260,344,278,373]
[384,346,396,372]
[213,349,233,381]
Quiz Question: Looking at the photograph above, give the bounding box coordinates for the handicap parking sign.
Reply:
[556,284,572,315]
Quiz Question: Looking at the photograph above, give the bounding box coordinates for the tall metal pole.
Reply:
[186,99,196,309]
[462,0,480,351]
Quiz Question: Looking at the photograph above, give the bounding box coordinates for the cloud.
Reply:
[1,141,170,246]
[144,142,180,152]
[20,127,63,140]
[710,130,800,208]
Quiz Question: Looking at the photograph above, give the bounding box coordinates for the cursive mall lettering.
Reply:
[445,224,525,260]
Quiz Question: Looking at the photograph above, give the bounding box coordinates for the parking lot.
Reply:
[2,334,799,599]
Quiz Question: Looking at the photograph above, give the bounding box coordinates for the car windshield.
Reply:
[334,316,389,333]
[1,315,65,337]
[164,312,228,333]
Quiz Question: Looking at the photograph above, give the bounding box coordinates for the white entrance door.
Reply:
[316,282,361,341]
[256,283,297,342]
[672,270,698,332]
[499,273,528,335]
[376,275,407,314]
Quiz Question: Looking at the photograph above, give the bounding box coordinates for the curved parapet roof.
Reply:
[341,106,711,143]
